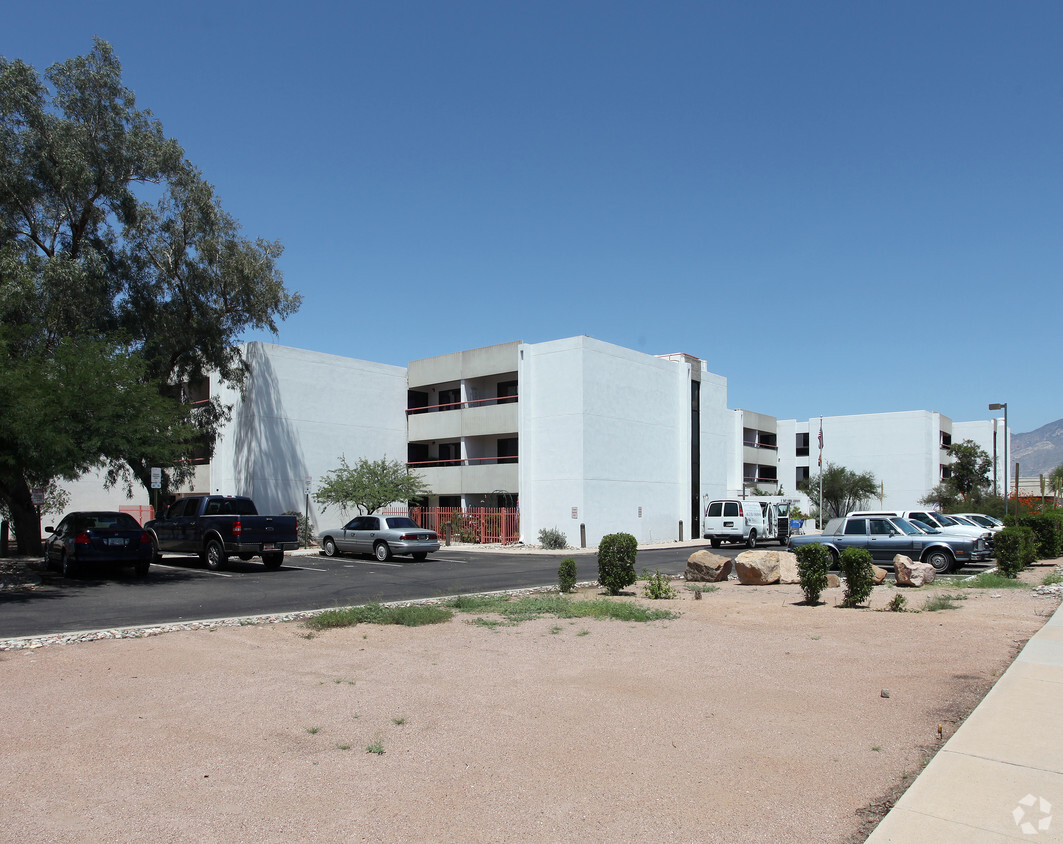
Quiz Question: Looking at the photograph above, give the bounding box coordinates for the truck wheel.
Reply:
[710,538,721,548]
[374,542,392,562]
[263,552,283,570]
[746,530,757,549]
[238,553,254,561]
[924,548,955,574]
[205,539,227,571]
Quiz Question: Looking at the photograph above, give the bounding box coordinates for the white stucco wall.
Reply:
[518,337,695,547]
[211,342,408,530]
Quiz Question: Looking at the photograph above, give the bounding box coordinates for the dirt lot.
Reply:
[2,565,1059,843]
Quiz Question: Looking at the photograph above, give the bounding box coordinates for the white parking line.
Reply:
[431,557,469,564]
[339,559,403,568]
[152,563,232,578]
[287,565,328,572]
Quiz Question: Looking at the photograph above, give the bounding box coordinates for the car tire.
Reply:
[828,548,840,569]
[238,553,254,561]
[322,537,337,557]
[710,538,721,549]
[60,552,76,578]
[746,530,757,549]
[205,538,227,571]
[924,548,955,575]
[134,560,150,577]
[412,552,428,561]
[263,552,283,570]
[374,542,392,562]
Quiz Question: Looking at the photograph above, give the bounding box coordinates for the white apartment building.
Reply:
[57,337,1011,542]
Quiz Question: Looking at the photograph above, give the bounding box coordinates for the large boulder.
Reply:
[685,551,733,582]
[778,551,800,584]
[894,555,936,587]
[871,565,888,585]
[734,550,782,585]
[827,573,842,589]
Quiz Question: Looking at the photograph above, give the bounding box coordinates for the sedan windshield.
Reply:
[934,513,959,526]
[889,518,924,536]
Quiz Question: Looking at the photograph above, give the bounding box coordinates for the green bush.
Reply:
[597,532,638,596]
[1012,513,1063,560]
[558,557,578,593]
[838,547,875,608]
[995,527,1026,577]
[794,543,830,605]
[538,527,568,550]
[642,568,678,599]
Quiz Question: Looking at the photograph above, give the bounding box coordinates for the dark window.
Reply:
[796,466,810,486]
[438,388,461,409]
[796,432,810,457]
[438,496,461,508]
[438,443,460,464]
[844,519,866,535]
[723,502,740,517]
[407,390,429,414]
[706,502,722,517]
[869,519,893,535]
[497,380,518,405]
[498,437,518,463]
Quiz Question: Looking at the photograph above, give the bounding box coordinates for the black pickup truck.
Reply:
[145,495,299,570]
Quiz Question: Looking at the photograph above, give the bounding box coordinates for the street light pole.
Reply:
[989,402,1008,515]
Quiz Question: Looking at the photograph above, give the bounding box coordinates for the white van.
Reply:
[703,499,789,548]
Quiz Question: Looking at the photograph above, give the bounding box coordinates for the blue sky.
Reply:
[6,1,1060,433]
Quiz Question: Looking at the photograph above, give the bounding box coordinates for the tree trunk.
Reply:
[0,474,43,555]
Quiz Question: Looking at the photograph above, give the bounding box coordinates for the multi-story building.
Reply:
[57,337,1011,543]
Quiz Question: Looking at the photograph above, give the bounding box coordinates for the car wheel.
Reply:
[374,541,392,562]
[60,552,76,578]
[828,549,840,569]
[412,552,428,561]
[151,539,161,564]
[238,553,254,561]
[134,560,150,577]
[710,538,721,549]
[263,552,283,570]
[924,548,954,575]
[322,537,337,557]
[746,530,757,549]
[205,538,227,571]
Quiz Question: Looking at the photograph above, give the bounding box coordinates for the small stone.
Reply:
[881,689,890,698]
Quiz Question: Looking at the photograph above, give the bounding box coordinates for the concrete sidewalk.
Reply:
[867,598,1063,842]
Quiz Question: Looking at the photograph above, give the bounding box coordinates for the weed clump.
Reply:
[539,527,568,550]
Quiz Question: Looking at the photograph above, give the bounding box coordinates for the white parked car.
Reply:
[848,510,993,545]
[952,513,1005,532]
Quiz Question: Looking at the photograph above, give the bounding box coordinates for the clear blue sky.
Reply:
[6,1,1060,433]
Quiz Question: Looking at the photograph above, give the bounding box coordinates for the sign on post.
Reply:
[31,488,45,506]
[151,467,162,489]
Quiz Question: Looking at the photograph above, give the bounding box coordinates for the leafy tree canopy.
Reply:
[314,457,430,517]
[946,439,992,501]
[799,462,879,520]
[0,39,301,551]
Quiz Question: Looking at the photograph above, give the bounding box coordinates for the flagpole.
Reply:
[818,417,823,526]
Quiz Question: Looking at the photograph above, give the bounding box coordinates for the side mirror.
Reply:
[44,525,54,533]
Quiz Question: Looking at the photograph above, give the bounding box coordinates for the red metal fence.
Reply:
[120,505,155,525]
[382,506,520,545]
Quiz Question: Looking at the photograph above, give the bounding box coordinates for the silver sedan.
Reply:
[319,515,440,561]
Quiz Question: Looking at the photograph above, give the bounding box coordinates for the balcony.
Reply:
[408,457,519,496]
[408,397,518,442]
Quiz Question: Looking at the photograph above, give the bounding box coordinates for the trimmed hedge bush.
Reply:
[995,526,1036,577]
[839,546,875,608]
[794,542,831,605]
[597,532,638,595]
[1011,513,1063,560]
[558,557,578,593]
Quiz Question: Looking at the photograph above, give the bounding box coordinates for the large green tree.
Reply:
[946,439,992,502]
[799,462,879,520]
[0,39,300,552]
[314,457,430,516]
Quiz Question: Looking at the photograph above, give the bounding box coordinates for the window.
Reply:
[497,380,518,405]
[869,519,893,535]
[723,502,739,517]
[497,437,518,463]
[796,432,810,457]
[438,388,461,409]
[844,519,867,535]
[796,466,810,485]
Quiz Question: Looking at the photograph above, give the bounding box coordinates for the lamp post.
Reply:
[989,402,1008,515]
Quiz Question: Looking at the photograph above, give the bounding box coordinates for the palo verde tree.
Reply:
[0,39,300,552]
[799,462,878,520]
[314,456,430,516]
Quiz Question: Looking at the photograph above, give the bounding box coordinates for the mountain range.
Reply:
[1013,419,1063,477]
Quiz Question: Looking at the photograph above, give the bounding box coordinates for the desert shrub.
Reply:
[597,532,638,596]
[558,557,578,593]
[642,568,678,599]
[538,527,568,550]
[886,594,908,612]
[838,547,875,608]
[994,527,1028,578]
[1012,513,1063,560]
[794,543,830,605]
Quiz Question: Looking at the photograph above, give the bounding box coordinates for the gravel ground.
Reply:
[1,563,1059,843]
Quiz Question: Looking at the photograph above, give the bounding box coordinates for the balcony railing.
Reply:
[407,395,518,415]
[382,506,520,545]
[408,456,518,469]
